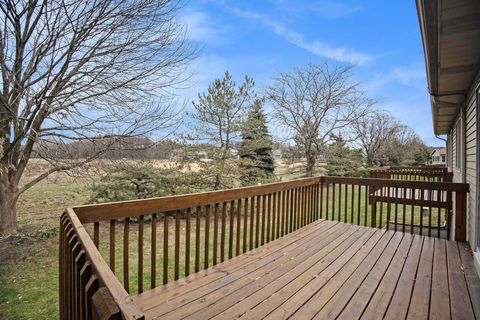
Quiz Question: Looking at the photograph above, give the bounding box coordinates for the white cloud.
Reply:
[179,10,226,44]
[269,0,361,19]
[230,8,372,65]
[313,2,361,18]
[362,68,433,144]
[364,66,426,92]
[391,67,426,86]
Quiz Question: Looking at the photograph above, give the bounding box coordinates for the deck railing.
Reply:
[59,175,468,319]
[369,166,452,182]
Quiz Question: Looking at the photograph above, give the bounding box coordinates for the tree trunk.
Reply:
[366,152,375,167]
[305,153,316,177]
[0,172,18,236]
[214,174,221,191]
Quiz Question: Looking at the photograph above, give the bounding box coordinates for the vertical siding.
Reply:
[452,123,456,169]
[448,77,480,251]
[465,87,477,250]
[447,134,453,168]
[451,113,462,182]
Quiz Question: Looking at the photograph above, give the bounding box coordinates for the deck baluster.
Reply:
[123,218,129,292]
[236,199,241,255]
[213,204,219,264]
[185,209,191,276]
[175,209,181,279]
[243,198,249,252]
[195,206,201,272]
[151,214,156,288]
[163,212,169,284]
[204,205,210,269]
[138,215,144,293]
[109,220,115,273]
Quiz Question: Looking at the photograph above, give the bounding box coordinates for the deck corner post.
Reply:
[454,191,467,242]
[91,287,121,320]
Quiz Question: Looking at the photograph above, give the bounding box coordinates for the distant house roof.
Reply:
[432,147,446,156]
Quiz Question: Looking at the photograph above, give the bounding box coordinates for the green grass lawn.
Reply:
[95,219,244,294]
[0,177,448,319]
[320,184,447,229]
[0,177,91,320]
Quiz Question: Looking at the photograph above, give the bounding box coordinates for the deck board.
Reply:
[212,224,368,319]
[132,220,480,320]
[308,232,404,320]
[407,236,434,320]
[337,233,414,320]
[358,233,414,320]
[429,239,450,320]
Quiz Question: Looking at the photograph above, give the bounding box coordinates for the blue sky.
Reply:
[178,0,442,146]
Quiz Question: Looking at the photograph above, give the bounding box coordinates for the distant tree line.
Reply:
[351,111,430,167]
[32,137,176,160]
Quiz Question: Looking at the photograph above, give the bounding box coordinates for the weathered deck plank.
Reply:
[337,233,414,320]
[131,220,480,320]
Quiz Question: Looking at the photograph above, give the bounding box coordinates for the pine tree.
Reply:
[184,71,256,190]
[324,135,365,177]
[239,99,275,184]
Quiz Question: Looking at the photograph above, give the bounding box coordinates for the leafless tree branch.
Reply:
[266,62,374,176]
[0,0,198,234]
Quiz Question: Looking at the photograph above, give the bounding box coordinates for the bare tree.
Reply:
[377,125,428,166]
[0,0,197,235]
[351,110,429,166]
[266,62,374,177]
[351,110,402,166]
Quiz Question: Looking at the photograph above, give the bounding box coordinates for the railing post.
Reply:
[444,172,453,182]
[370,186,377,228]
[59,213,66,320]
[91,287,121,320]
[454,191,467,242]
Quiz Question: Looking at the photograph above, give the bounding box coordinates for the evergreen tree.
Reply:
[324,135,366,177]
[184,71,256,190]
[239,99,275,184]
[412,146,432,165]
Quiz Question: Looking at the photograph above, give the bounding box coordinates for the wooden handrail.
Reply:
[60,175,469,319]
[72,176,467,223]
[60,209,145,320]
[73,177,322,223]
[369,166,452,182]
[388,165,447,170]
[322,176,466,191]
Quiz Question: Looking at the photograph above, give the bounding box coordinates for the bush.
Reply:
[90,162,200,203]
[324,136,366,177]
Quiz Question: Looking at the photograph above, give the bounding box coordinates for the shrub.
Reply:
[90,162,200,203]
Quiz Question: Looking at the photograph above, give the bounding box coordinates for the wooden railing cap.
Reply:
[69,175,468,224]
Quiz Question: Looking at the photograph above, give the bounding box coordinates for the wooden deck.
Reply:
[132,220,480,320]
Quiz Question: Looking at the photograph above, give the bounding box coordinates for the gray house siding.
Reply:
[446,73,480,251]
[465,82,478,251]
